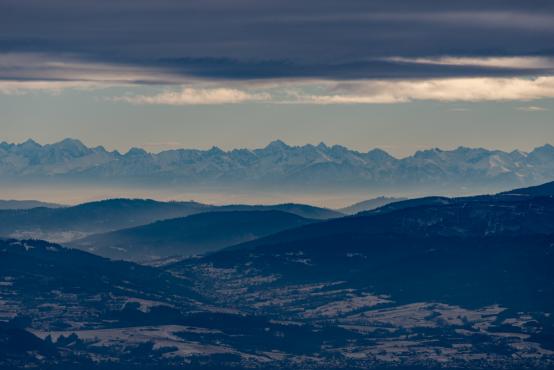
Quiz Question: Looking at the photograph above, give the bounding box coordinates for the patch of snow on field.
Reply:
[343,302,505,330]
[32,325,234,358]
[123,297,174,313]
[9,230,91,243]
[303,294,391,318]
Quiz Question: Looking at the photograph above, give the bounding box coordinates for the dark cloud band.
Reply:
[1,0,553,81]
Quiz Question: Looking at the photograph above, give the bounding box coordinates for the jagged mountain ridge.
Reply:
[2,138,553,190]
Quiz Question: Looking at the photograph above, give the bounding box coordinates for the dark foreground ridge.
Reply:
[1,181,554,369]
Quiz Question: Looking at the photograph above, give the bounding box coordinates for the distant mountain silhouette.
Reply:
[0,198,339,243]
[0,200,65,210]
[211,203,343,219]
[0,199,210,242]
[2,138,554,192]
[338,196,407,214]
[71,210,315,261]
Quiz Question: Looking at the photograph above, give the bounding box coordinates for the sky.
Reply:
[1,0,553,157]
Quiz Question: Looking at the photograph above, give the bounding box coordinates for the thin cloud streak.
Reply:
[516,105,548,111]
[113,77,554,105]
[0,80,106,95]
[291,77,554,104]
[385,56,554,70]
[0,53,190,90]
[116,87,271,105]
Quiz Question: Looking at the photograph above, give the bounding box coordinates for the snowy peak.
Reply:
[264,139,290,152]
[529,143,554,159]
[1,139,553,192]
[125,147,149,157]
[54,138,86,149]
[47,138,91,157]
[366,148,395,162]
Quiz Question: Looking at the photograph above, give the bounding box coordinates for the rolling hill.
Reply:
[166,180,554,368]
[0,199,210,242]
[0,238,200,334]
[3,181,554,369]
[70,210,315,261]
[0,198,339,243]
[337,196,407,214]
[502,179,554,196]
[0,238,377,369]
[0,200,65,210]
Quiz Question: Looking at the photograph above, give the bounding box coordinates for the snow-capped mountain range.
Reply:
[1,138,553,192]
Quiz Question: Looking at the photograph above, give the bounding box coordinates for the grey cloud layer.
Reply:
[1,0,554,81]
